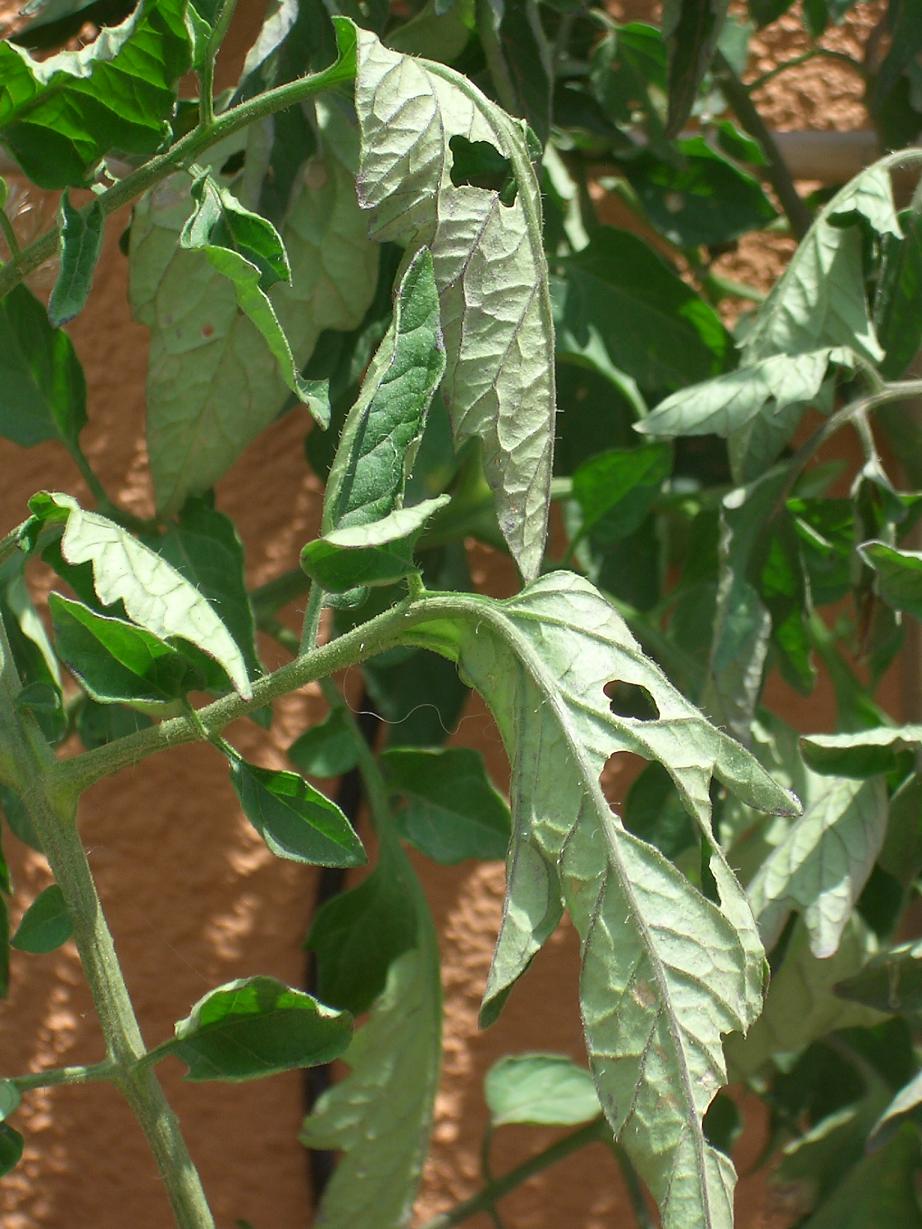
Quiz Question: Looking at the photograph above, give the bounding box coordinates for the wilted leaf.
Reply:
[28,494,251,699]
[748,776,887,957]
[382,746,511,863]
[156,976,352,1081]
[229,757,365,867]
[485,1054,600,1127]
[354,27,556,580]
[11,884,72,953]
[401,571,798,1229]
[0,0,191,188]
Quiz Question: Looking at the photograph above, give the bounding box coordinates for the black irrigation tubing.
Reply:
[302,689,381,1209]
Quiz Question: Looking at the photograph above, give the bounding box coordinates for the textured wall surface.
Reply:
[0,3,898,1227]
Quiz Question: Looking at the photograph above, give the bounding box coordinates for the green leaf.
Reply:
[0,897,9,996]
[0,1082,20,1123]
[288,709,360,778]
[0,1125,23,1177]
[874,209,922,379]
[748,776,887,958]
[0,556,66,744]
[156,976,351,1081]
[48,194,104,326]
[485,1054,600,1127]
[354,27,556,580]
[0,283,86,447]
[570,444,671,545]
[363,646,469,748]
[130,99,378,515]
[800,1125,922,1229]
[880,774,922,887]
[178,171,326,424]
[156,497,262,692]
[28,494,251,699]
[741,161,900,367]
[624,137,776,248]
[303,496,449,593]
[50,593,198,707]
[11,884,72,953]
[553,227,731,396]
[323,248,447,534]
[870,1071,922,1147]
[801,725,922,777]
[640,349,834,439]
[473,0,551,143]
[381,746,511,863]
[663,0,729,137]
[859,541,922,621]
[401,572,798,1229]
[835,939,922,1016]
[0,0,191,188]
[229,758,365,868]
[75,698,151,749]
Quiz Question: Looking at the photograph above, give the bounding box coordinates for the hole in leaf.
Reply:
[622,761,696,860]
[605,680,659,721]
[220,150,245,177]
[448,135,517,206]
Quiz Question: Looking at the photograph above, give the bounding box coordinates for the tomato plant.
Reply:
[1,1,922,1227]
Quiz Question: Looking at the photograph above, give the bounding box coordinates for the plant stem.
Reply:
[10,1060,117,1091]
[0,618,215,1229]
[299,583,325,654]
[0,43,355,301]
[198,0,239,128]
[713,51,813,241]
[416,1120,606,1229]
[747,47,865,94]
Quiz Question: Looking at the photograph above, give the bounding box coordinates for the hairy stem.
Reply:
[10,1060,117,1091]
[416,1120,606,1229]
[0,618,215,1229]
[198,0,240,127]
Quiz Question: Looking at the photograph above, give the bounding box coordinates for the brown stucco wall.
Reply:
[0,3,902,1227]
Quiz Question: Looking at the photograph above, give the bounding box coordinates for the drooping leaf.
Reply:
[835,940,922,1017]
[48,194,104,326]
[0,0,191,188]
[50,593,198,707]
[353,27,556,581]
[155,977,351,1082]
[323,248,447,534]
[0,283,86,448]
[0,556,66,744]
[288,709,360,778]
[801,725,922,777]
[381,746,511,863]
[302,825,441,1229]
[27,494,251,698]
[0,1125,23,1177]
[663,0,729,137]
[485,1054,600,1127]
[228,757,365,868]
[130,89,378,514]
[748,776,888,958]
[859,541,922,621]
[11,884,72,953]
[552,227,731,396]
[303,496,449,593]
[400,571,798,1229]
[156,497,262,692]
[874,209,922,379]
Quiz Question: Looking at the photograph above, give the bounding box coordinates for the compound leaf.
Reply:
[400,571,798,1229]
[157,976,351,1081]
[353,27,556,580]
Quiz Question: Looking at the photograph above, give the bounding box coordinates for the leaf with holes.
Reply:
[398,571,798,1229]
[26,494,250,698]
[155,977,352,1081]
[353,26,556,580]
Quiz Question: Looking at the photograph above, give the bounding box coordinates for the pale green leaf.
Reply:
[871,1071,922,1146]
[32,494,250,698]
[748,776,888,958]
[157,976,352,1082]
[859,541,922,621]
[323,498,450,549]
[802,724,922,776]
[728,918,886,1078]
[835,938,922,1016]
[353,28,556,580]
[741,161,899,366]
[323,248,447,534]
[130,107,378,515]
[48,194,104,326]
[485,1054,600,1127]
[402,572,798,1229]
